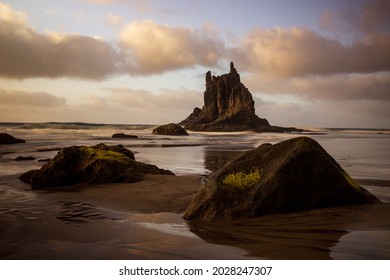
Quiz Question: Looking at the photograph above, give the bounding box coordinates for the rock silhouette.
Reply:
[0,133,25,144]
[153,123,189,136]
[180,62,301,132]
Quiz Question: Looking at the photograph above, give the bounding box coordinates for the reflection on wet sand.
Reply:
[186,203,390,259]
[203,146,248,172]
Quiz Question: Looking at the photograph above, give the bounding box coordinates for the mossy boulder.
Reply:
[183,137,378,221]
[20,143,173,189]
[0,133,25,144]
[152,123,189,136]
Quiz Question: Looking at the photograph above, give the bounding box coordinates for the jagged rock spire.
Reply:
[180,62,270,131]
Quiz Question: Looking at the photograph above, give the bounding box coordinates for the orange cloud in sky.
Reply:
[0,3,120,80]
[231,27,390,78]
[119,20,224,74]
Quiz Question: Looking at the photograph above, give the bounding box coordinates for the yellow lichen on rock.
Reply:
[80,147,131,165]
[221,168,261,190]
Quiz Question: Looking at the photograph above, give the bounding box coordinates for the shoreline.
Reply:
[1,173,390,259]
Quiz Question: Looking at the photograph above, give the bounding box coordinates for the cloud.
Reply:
[0,2,26,25]
[0,3,121,80]
[244,72,390,101]
[319,0,390,35]
[0,3,224,79]
[230,0,390,114]
[0,89,67,107]
[231,27,390,78]
[119,20,225,74]
[231,1,390,78]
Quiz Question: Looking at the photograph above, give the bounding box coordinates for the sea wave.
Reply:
[0,122,156,131]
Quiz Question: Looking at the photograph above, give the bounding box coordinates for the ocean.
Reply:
[1,122,389,259]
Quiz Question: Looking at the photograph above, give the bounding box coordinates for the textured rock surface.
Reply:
[0,133,25,144]
[152,123,189,136]
[181,62,302,132]
[183,137,378,221]
[20,143,174,189]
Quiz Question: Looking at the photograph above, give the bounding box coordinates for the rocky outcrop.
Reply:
[19,143,173,189]
[0,133,25,144]
[180,62,302,132]
[153,123,189,136]
[183,137,378,221]
[112,133,138,139]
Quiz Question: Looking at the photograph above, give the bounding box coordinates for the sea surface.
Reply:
[1,122,389,259]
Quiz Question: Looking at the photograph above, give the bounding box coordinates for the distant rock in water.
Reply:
[14,156,36,161]
[153,123,189,136]
[112,133,138,139]
[183,137,378,221]
[19,143,173,189]
[0,133,25,144]
[180,62,301,133]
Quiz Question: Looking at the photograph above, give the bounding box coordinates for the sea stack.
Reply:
[180,62,299,132]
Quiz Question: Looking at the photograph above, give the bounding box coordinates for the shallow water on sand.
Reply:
[0,123,389,259]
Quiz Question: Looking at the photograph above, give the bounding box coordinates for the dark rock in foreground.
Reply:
[153,123,189,136]
[180,62,302,133]
[183,137,378,221]
[0,133,25,144]
[20,143,173,189]
[112,133,138,139]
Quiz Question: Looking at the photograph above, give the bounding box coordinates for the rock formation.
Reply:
[153,123,189,136]
[183,137,378,221]
[180,62,301,132]
[0,133,25,144]
[112,133,138,139]
[14,156,36,161]
[20,143,173,189]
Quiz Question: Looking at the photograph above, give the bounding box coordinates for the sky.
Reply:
[0,0,389,128]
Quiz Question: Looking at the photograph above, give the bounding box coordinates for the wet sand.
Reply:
[1,174,389,259]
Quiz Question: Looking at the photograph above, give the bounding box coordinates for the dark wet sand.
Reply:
[1,174,390,259]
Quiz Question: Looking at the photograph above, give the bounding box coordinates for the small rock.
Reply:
[153,123,189,136]
[0,133,25,145]
[112,133,138,139]
[14,156,36,161]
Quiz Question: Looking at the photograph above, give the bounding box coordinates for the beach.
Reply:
[1,123,389,259]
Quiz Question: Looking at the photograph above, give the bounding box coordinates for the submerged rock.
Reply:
[180,62,302,133]
[152,123,189,136]
[183,137,378,221]
[14,156,36,161]
[20,143,173,189]
[112,133,138,139]
[0,133,25,144]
